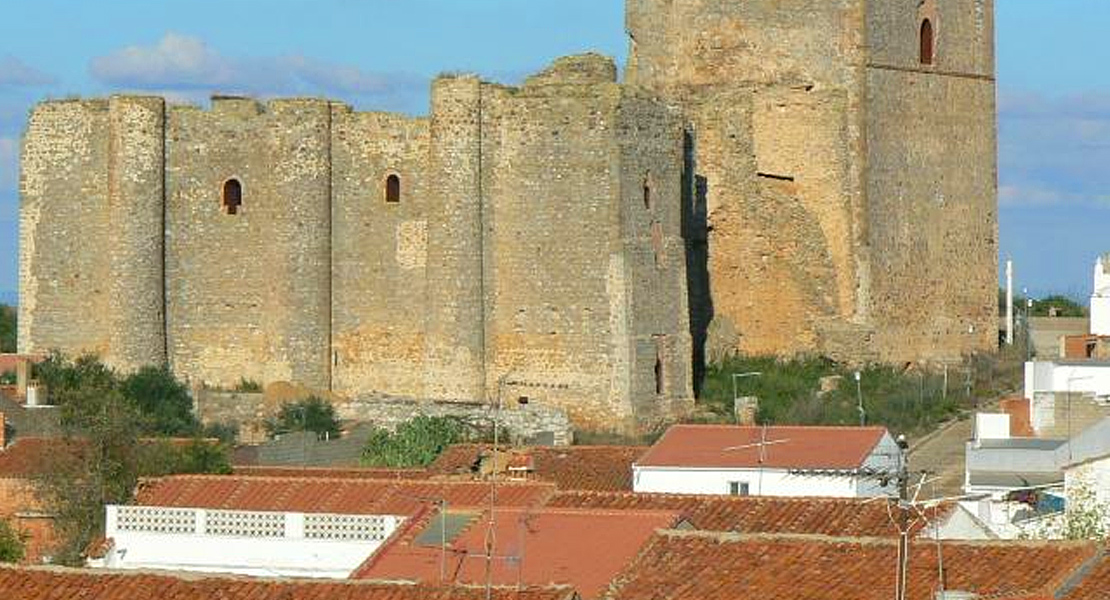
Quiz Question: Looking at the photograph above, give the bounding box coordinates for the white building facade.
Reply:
[92,505,404,578]
[1092,254,1110,336]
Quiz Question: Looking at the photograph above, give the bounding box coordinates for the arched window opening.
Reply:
[643,179,652,210]
[222,179,242,215]
[655,356,664,395]
[385,174,401,204]
[919,19,935,65]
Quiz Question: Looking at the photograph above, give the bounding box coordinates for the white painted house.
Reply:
[632,425,901,498]
[1092,253,1110,336]
[90,505,404,579]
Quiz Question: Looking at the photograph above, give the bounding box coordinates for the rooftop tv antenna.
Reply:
[723,424,791,495]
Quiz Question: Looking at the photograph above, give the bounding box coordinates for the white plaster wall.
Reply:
[1025,362,1110,400]
[1066,455,1110,507]
[100,506,402,579]
[1092,297,1110,337]
[634,467,875,498]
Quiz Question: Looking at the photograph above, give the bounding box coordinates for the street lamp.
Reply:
[855,371,865,427]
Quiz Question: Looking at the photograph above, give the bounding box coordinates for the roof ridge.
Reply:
[143,473,554,486]
[654,529,1102,549]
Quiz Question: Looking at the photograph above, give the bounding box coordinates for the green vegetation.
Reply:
[36,353,201,437]
[0,305,15,353]
[699,353,1023,436]
[0,519,26,564]
[29,353,231,564]
[1033,294,1088,318]
[999,288,1088,318]
[361,416,482,468]
[233,378,263,393]
[265,396,341,439]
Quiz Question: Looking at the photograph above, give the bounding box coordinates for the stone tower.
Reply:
[627,0,998,364]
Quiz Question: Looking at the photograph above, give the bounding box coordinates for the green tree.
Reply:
[1032,295,1088,318]
[265,396,342,439]
[121,365,199,437]
[38,385,145,565]
[0,305,15,354]
[33,352,118,406]
[0,519,26,564]
[361,416,472,468]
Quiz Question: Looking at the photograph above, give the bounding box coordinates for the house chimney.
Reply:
[734,396,759,426]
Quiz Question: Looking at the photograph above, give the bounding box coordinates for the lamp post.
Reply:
[855,371,865,427]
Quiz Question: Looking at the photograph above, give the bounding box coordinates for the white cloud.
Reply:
[0,56,55,87]
[999,89,1110,209]
[89,33,425,109]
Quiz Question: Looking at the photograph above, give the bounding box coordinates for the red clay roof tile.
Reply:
[232,466,431,480]
[428,445,645,492]
[134,475,556,516]
[545,490,950,537]
[606,531,1097,600]
[1063,554,1110,600]
[636,425,890,470]
[0,437,82,479]
[0,566,577,600]
[354,507,677,600]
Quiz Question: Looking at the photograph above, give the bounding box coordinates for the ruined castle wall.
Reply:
[19,100,112,358]
[626,0,870,360]
[329,108,432,397]
[476,63,628,429]
[616,91,695,430]
[165,98,333,389]
[421,77,486,401]
[862,0,998,361]
[106,96,166,372]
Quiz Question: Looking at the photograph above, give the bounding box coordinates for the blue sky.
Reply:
[0,0,1106,301]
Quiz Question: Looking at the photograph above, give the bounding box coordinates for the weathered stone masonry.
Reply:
[627,0,998,365]
[19,55,694,434]
[19,0,998,432]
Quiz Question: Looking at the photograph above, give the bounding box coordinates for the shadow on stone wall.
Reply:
[683,130,713,396]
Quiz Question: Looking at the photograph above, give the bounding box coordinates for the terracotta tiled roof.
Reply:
[545,490,952,537]
[354,507,677,599]
[1064,554,1110,600]
[232,465,431,480]
[134,475,556,515]
[0,566,577,600]
[606,531,1097,600]
[429,444,646,491]
[636,425,890,470]
[0,354,41,375]
[0,437,81,479]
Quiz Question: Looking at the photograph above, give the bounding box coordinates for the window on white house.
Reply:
[729,481,750,496]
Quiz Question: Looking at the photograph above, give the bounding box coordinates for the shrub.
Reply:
[265,396,342,439]
[0,305,15,354]
[0,519,25,564]
[361,416,473,468]
[121,365,200,437]
[233,378,263,393]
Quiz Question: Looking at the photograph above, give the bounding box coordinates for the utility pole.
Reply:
[1006,259,1015,346]
[894,435,911,600]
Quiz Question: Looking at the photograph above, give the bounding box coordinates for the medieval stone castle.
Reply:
[17,0,998,433]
